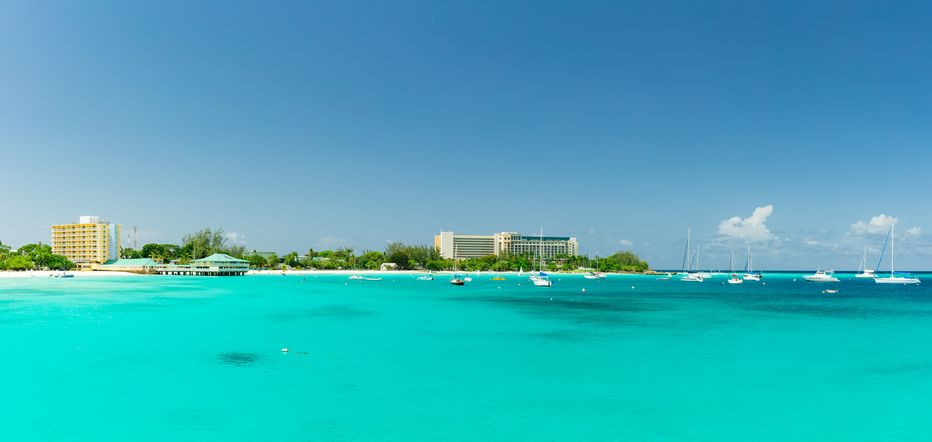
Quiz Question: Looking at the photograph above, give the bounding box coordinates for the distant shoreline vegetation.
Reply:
[118,229,650,273]
[0,242,75,271]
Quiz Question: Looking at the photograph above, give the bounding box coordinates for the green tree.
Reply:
[3,254,34,271]
[247,254,268,269]
[266,253,279,269]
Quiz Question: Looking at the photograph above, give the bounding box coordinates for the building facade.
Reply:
[435,231,496,259]
[51,216,121,271]
[435,231,578,260]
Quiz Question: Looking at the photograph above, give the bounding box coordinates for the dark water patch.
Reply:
[269,305,374,321]
[217,351,261,366]
[528,329,600,342]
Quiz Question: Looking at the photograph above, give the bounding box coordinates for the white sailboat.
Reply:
[693,243,712,278]
[875,225,921,284]
[680,227,704,282]
[855,246,876,278]
[530,227,552,287]
[348,252,365,280]
[450,244,465,285]
[742,246,761,281]
[727,251,743,284]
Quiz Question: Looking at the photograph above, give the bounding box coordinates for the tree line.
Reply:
[0,242,75,270]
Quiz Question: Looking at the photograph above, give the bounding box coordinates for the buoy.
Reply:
[581,288,586,293]
[280,348,289,353]
[631,286,635,289]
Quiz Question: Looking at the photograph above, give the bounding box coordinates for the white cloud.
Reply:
[225,232,247,245]
[850,214,898,235]
[619,239,633,247]
[906,227,922,236]
[718,205,774,242]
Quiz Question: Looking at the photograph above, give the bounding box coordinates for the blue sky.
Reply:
[2,1,932,269]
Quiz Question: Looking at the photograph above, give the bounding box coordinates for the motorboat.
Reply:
[416,274,434,281]
[450,275,465,286]
[363,277,382,281]
[804,269,839,282]
[348,275,365,280]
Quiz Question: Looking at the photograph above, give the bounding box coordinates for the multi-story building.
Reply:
[435,231,496,259]
[494,232,579,259]
[435,230,578,260]
[51,216,121,271]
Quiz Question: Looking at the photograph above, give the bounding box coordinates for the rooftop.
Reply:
[193,253,249,263]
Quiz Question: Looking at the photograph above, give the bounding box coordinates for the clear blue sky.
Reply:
[2,1,931,269]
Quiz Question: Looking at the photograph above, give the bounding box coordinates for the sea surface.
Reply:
[2,273,932,441]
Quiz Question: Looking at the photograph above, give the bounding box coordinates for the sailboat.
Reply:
[855,246,876,278]
[450,244,465,285]
[693,243,712,278]
[875,225,921,284]
[530,227,552,287]
[727,251,743,284]
[742,246,761,281]
[680,227,704,282]
[348,252,365,280]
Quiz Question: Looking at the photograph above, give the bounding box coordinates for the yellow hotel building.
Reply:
[51,216,121,271]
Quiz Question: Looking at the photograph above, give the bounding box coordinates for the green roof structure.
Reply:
[193,253,249,263]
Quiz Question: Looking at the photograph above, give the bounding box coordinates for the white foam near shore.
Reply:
[0,270,138,279]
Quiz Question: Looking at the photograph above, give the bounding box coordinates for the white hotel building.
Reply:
[434,231,579,260]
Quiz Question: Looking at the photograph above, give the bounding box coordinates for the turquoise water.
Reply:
[2,273,932,440]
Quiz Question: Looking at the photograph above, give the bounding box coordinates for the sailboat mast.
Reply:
[681,227,691,273]
[891,224,895,275]
[696,243,701,272]
[539,226,544,272]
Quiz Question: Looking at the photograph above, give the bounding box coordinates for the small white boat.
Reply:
[876,275,921,284]
[463,276,473,282]
[583,271,607,280]
[530,273,552,287]
[822,289,839,294]
[855,246,876,278]
[363,276,382,281]
[874,225,921,285]
[450,275,465,285]
[804,269,839,282]
[348,275,365,280]
[416,274,434,281]
[50,271,74,278]
[726,253,742,284]
[680,273,704,282]
[742,246,762,281]
[529,227,552,287]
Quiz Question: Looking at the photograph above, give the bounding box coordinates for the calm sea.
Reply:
[2,273,931,440]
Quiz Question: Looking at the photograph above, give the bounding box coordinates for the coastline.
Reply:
[0,269,656,279]
[0,270,139,279]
